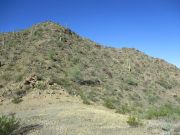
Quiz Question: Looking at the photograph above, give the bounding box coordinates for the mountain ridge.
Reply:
[1,21,179,69]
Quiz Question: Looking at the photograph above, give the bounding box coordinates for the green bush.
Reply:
[72,56,80,64]
[0,115,20,135]
[34,29,43,38]
[15,74,23,82]
[126,78,138,86]
[104,99,115,109]
[82,97,91,105]
[79,92,91,105]
[72,69,82,80]
[35,82,47,90]
[148,95,159,104]
[2,73,11,81]
[127,115,140,127]
[144,104,180,119]
[146,106,168,119]
[48,50,56,61]
[156,80,172,89]
[174,96,180,104]
[12,97,23,104]
[67,66,82,81]
[116,105,131,114]
[88,91,99,102]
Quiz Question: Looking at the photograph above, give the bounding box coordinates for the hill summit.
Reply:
[0,21,180,115]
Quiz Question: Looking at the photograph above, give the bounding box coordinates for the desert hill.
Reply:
[0,21,180,117]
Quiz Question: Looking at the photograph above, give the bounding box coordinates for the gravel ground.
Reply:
[0,90,179,135]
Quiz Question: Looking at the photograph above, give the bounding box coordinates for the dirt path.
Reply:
[0,90,179,135]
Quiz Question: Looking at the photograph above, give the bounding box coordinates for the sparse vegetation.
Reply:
[15,74,24,82]
[116,104,132,114]
[174,96,180,104]
[126,78,138,86]
[104,99,116,109]
[0,115,20,135]
[69,67,82,80]
[127,115,141,127]
[156,80,172,89]
[79,92,91,105]
[0,21,180,119]
[144,104,180,119]
[48,50,56,61]
[12,97,23,104]
[35,82,47,90]
[147,95,159,104]
[1,72,12,81]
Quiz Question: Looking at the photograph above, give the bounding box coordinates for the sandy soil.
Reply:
[0,90,179,135]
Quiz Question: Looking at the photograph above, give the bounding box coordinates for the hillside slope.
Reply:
[0,21,180,116]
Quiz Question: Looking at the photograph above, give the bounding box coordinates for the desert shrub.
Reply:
[156,80,172,89]
[51,77,70,88]
[128,93,141,101]
[35,82,47,90]
[68,67,82,80]
[57,41,64,47]
[36,74,44,81]
[2,72,12,81]
[104,99,116,109]
[77,79,100,86]
[0,84,4,89]
[48,50,57,61]
[126,78,138,86]
[15,74,23,82]
[145,108,168,119]
[12,97,23,104]
[34,29,43,38]
[116,104,131,114]
[72,70,82,80]
[0,115,20,135]
[79,92,91,105]
[148,95,159,104]
[82,97,91,105]
[88,91,99,102]
[127,115,141,127]
[144,104,180,119]
[15,89,27,97]
[174,96,180,104]
[72,56,80,64]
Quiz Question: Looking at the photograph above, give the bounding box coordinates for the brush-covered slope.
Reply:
[0,21,180,115]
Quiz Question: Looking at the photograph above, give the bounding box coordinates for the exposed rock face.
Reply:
[24,74,37,87]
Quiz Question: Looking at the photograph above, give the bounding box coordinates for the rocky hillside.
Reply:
[0,21,180,117]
